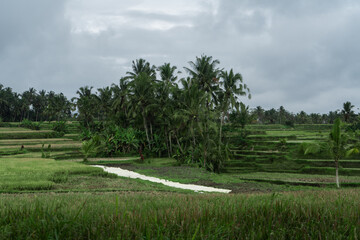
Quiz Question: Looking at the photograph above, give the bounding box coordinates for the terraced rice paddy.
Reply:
[0,122,360,238]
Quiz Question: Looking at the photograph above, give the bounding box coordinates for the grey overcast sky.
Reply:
[1,0,360,113]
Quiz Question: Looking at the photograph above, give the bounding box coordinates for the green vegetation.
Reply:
[0,157,105,191]
[2,57,360,238]
[1,190,360,239]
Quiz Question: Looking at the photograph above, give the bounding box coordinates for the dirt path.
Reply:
[94,165,232,193]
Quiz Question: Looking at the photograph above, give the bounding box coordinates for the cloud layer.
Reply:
[1,0,360,113]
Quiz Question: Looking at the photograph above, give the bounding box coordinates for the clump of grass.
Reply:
[0,157,104,191]
[0,189,359,239]
[41,144,51,158]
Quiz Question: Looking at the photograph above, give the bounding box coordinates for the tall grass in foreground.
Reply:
[1,189,360,239]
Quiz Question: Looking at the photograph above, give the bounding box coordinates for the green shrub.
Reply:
[52,121,68,134]
[20,119,41,130]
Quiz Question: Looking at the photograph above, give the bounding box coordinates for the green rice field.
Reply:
[0,123,360,238]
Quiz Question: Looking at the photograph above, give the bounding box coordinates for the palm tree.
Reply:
[74,86,96,127]
[158,63,178,83]
[33,90,47,121]
[278,106,286,124]
[329,118,347,188]
[253,106,265,124]
[218,69,250,143]
[179,78,206,159]
[184,55,221,104]
[21,88,37,120]
[129,72,155,149]
[126,58,156,79]
[238,103,251,129]
[341,101,355,123]
[184,55,222,165]
[153,64,178,157]
[96,87,113,121]
[265,108,278,124]
[111,78,130,127]
[296,111,308,124]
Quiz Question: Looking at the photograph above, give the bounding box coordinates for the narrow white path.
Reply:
[94,165,231,193]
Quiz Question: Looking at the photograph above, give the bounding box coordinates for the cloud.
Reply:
[1,0,360,113]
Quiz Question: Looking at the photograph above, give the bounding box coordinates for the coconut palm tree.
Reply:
[128,72,155,149]
[253,106,265,124]
[342,101,355,123]
[158,63,178,83]
[111,78,130,127]
[218,69,250,143]
[184,55,221,104]
[329,118,347,188]
[74,86,97,127]
[126,58,156,79]
[96,86,113,121]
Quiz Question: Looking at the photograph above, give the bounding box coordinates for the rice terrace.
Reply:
[1,55,360,239]
[2,1,360,238]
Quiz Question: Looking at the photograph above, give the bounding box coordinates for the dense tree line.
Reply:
[238,101,357,126]
[0,85,71,122]
[1,55,358,171]
[72,56,250,171]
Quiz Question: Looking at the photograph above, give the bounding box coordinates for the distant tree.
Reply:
[342,101,355,123]
[310,113,322,124]
[253,106,265,124]
[265,108,277,124]
[296,111,309,124]
[73,86,97,127]
[96,87,113,121]
[238,103,251,129]
[111,78,130,127]
[328,111,339,124]
[278,106,286,124]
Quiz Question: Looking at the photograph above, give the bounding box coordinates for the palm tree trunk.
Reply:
[165,127,170,158]
[191,119,196,162]
[150,121,153,141]
[169,131,173,155]
[335,159,340,188]
[142,109,151,149]
[219,113,224,145]
[175,132,183,154]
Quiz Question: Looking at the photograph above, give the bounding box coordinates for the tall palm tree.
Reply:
[111,78,130,127]
[21,88,37,120]
[184,55,221,104]
[158,63,178,83]
[253,106,265,124]
[129,72,155,149]
[329,118,347,188]
[126,58,156,79]
[342,101,355,123]
[74,86,96,127]
[96,87,113,121]
[278,106,286,124]
[218,69,250,143]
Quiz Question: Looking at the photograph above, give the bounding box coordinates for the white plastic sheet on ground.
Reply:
[94,165,231,193]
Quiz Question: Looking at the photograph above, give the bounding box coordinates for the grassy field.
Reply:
[1,189,359,239]
[1,123,360,238]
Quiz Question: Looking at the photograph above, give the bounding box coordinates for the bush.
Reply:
[101,126,143,156]
[52,121,68,134]
[20,119,41,130]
